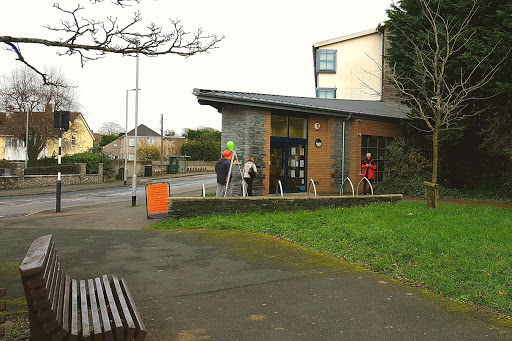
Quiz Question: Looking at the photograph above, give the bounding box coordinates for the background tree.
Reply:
[0,0,223,84]
[385,0,510,206]
[99,133,121,147]
[98,121,123,135]
[0,66,80,163]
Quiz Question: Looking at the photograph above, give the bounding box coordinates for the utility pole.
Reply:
[25,105,29,169]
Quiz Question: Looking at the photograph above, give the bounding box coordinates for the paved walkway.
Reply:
[1,181,511,340]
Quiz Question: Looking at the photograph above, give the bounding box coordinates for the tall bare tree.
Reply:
[0,0,223,84]
[99,121,124,135]
[385,0,509,207]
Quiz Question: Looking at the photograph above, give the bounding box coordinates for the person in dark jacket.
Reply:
[215,150,233,197]
[361,152,377,195]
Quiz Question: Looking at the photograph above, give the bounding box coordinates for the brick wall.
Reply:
[307,115,335,194]
[168,194,403,218]
[349,119,403,183]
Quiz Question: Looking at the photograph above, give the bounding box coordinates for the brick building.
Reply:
[193,89,406,196]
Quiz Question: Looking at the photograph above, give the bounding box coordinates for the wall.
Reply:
[0,162,104,190]
[168,194,402,218]
[307,115,335,194]
[0,136,5,160]
[221,105,269,196]
[317,33,383,101]
[348,119,403,182]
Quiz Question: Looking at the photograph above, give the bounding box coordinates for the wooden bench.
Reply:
[19,235,147,341]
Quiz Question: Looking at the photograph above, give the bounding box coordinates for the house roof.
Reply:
[312,23,386,48]
[127,124,161,137]
[193,88,408,121]
[0,111,94,138]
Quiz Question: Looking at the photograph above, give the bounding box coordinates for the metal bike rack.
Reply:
[241,180,247,197]
[308,178,317,197]
[356,177,373,196]
[340,177,355,196]
[201,184,206,197]
[275,180,284,197]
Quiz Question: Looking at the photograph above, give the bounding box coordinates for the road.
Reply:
[0,174,216,219]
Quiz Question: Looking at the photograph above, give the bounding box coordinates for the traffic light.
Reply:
[53,111,70,130]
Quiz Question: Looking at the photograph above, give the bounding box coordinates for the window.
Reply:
[361,135,394,183]
[5,137,23,148]
[289,117,307,139]
[271,115,288,137]
[271,115,307,139]
[317,50,336,73]
[148,138,155,144]
[316,88,336,98]
[128,154,135,160]
[71,136,76,147]
[129,138,135,147]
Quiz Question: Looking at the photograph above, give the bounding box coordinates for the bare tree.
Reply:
[0,67,80,163]
[99,121,124,135]
[0,1,223,85]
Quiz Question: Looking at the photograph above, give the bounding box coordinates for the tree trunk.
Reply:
[424,181,440,209]
[432,129,439,184]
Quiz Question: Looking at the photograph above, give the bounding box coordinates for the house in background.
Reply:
[102,124,184,160]
[0,107,95,161]
[313,22,398,103]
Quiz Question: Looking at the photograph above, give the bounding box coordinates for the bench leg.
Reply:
[21,279,52,341]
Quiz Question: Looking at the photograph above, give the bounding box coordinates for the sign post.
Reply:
[145,182,170,219]
[54,111,70,213]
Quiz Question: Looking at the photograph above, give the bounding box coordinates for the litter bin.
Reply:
[144,165,153,177]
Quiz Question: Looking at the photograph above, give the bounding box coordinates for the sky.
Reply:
[1,0,392,136]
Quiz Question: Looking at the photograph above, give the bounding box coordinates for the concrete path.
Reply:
[1,183,511,340]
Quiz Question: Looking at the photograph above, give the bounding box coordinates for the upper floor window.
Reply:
[71,136,76,147]
[316,88,336,99]
[317,50,336,73]
[5,137,24,148]
[147,138,155,144]
[129,138,135,147]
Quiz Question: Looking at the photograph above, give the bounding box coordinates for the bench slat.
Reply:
[60,275,72,338]
[47,259,60,315]
[80,280,91,341]
[112,276,136,340]
[70,279,79,340]
[19,235,52,275]
[95,277,113,341]
[42,243,56,283]
[88,279,103,341]
[102,275,124,340]
[120,278,147,341]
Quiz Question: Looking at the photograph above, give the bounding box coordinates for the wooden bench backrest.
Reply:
[19,235,147,341]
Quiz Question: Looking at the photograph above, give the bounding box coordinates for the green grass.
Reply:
[150,201,512,318]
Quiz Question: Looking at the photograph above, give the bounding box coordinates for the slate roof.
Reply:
[193,89,408,121]
[127,124,160,137]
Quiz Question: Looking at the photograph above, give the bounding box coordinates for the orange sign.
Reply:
[146,183,170,218]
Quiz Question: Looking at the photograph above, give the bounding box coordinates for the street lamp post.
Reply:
[124,89,140,185]
[131,52,140,206]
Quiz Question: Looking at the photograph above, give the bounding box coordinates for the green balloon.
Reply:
[226,141,235,151]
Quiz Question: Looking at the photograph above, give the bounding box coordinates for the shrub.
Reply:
[63,147,115,178]
[137,145,160,161]
[25,164,77,175]
[374,137,431,196]
[180,138,221,161]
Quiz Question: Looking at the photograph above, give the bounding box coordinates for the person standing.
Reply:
[361,152,377,195]
[243,156,258,196]
[215,150,233,197]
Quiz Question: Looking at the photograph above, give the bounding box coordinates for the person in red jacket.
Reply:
[361,152,377,195]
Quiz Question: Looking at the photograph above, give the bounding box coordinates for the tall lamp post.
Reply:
[131,52,140,206]
[124,88,140,185]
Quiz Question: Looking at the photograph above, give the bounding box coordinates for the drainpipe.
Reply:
[341,114,352,185]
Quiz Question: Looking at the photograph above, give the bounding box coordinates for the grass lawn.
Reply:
[149,201,512,318]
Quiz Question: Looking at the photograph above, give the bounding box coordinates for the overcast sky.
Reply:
[1,0,392,135]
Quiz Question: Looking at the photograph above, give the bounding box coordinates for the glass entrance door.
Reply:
[270,140,307,193]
